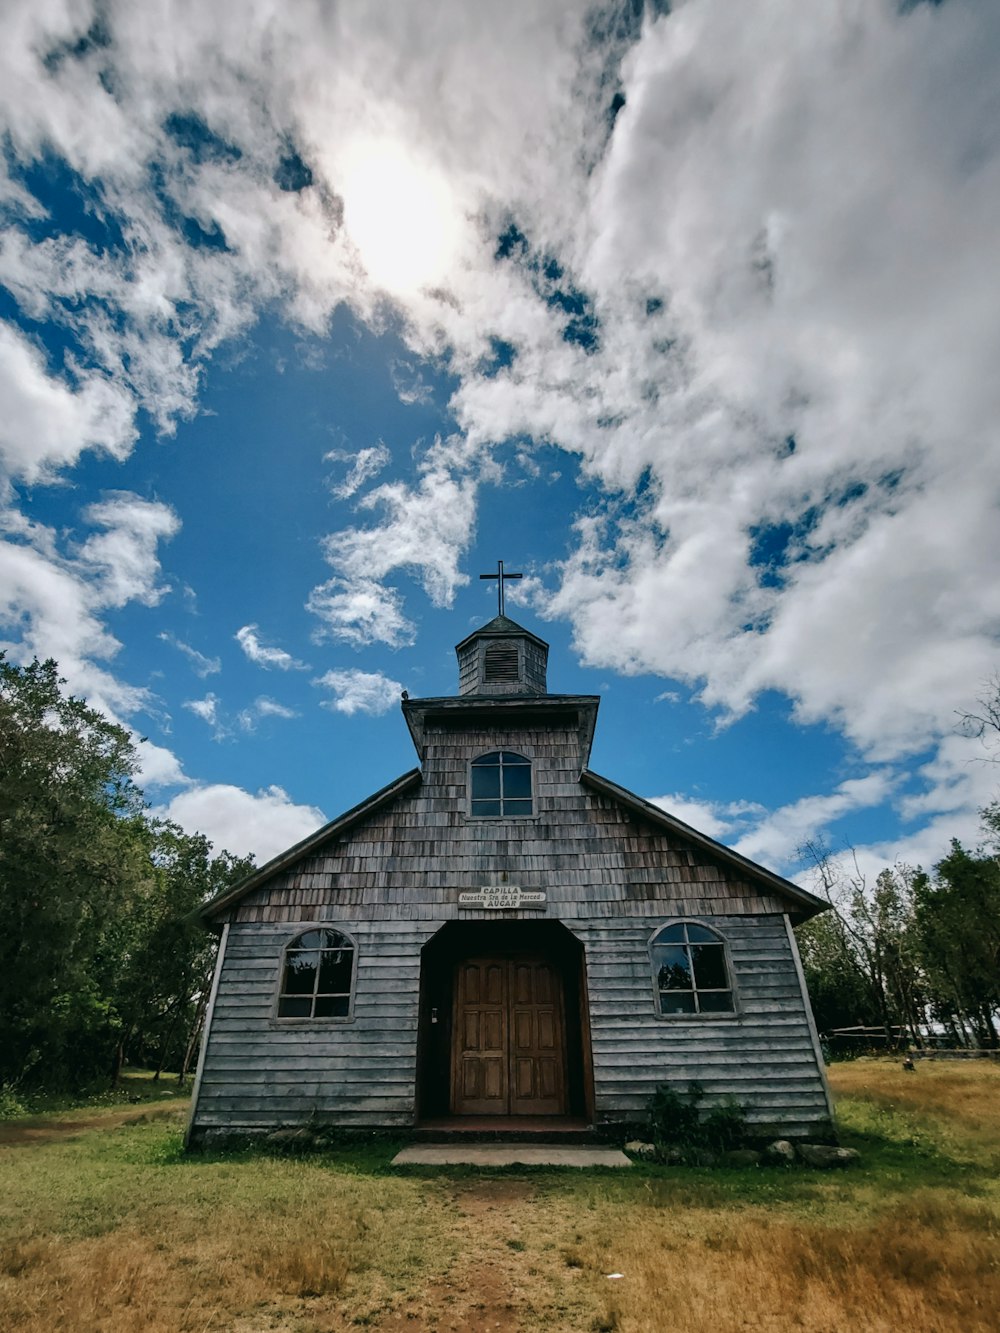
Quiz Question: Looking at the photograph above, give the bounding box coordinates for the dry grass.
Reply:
[829,1056,1000,1159]
[572,1192,999,1333]
[0,1061,998,1331]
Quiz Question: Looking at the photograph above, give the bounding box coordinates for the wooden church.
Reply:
[187,595,833,1145]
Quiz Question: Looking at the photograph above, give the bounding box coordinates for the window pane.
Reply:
[471,752,498,766]
[655,924,685,945]
[691,944,729,990]
[320,929,350,950]
[660,991,696,1015]
[283,951,318,994]
[318,948,353,993]
[502,765,532,798]
[503,798,533,815]
[500,751,529,765]
[685,924,719,944]
[277,996,312,1018]
[655,946,692,990]
[295,930,325,949]
[699,991,735,1013]
[471,799,501,816]
[472,765,501,798]
[313,994,350,1018]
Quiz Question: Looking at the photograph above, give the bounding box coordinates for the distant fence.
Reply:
[914,1049,1000,1061]
[823,1027,1000,1060]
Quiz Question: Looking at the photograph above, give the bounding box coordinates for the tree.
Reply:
[800,845,925,1047]
[912,839,1000,1048]
[0,655,255,1093]
[111,821,254,1082]
[0,656,149,1088]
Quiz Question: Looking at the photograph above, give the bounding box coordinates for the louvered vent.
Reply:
[484,641,520,683]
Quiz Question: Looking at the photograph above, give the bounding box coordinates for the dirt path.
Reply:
[378,1178,596,1332]
[0,1102,186,1147]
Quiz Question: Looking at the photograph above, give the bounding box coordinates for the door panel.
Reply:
[452,955,567,1116]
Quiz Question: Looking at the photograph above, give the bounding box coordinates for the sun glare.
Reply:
[341,141,461,296]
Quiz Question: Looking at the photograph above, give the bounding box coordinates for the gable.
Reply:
[201,757,828,926]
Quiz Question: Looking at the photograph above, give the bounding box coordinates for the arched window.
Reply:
[650,923,734,1016]
[470,750,532,817]
[277,928,356,1019]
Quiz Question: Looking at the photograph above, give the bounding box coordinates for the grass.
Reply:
[0,1059,997,1330]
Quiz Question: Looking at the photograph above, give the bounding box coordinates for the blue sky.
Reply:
[2,0,999,885]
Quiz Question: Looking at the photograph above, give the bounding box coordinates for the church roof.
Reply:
[454,614,549,652]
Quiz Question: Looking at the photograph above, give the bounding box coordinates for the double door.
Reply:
[452,955,568,1116]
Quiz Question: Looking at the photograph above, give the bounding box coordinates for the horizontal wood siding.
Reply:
[193,920,434,1133]
[577,913,831,1136]
[190,712,830,1139]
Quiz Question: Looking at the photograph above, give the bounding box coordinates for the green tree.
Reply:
[0,656,255,1094]
[0,656,149,1089]
[111,821,254,1082]
[801,846,925,1047]
[912,838,1000,1048]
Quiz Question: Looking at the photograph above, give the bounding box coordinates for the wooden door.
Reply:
[452,956,567,1116]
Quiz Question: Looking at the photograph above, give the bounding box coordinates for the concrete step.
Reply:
[392,1143,631,1168]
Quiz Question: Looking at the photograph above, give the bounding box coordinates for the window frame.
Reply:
[466,749,537,821]
[648,921,738,1020]
[272,925,358,1025]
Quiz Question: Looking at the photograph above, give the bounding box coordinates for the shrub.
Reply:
[647,1080,747,1159]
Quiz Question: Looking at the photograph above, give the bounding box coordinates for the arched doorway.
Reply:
[416,921,593,1124]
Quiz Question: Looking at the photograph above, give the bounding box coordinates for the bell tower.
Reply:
[455,615,549,696]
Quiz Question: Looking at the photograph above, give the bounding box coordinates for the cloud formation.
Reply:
[314,668,404,716]
[152,783,325,863]
[0,0,998,867]
[235,625,307,672]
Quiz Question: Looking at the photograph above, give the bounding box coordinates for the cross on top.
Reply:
[479,559,522,616]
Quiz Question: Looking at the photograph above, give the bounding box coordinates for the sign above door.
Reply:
[458,887,547,910]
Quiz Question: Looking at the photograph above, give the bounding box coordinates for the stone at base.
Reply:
[797,1143,861,1168]
[624,1140,657,1159]
[722,1148,762,1166]
[762,1139,797,1165]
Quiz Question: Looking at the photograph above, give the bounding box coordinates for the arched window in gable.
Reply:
[277,928,356,1019]
[470,750,533,817]
[650,922,735,1016]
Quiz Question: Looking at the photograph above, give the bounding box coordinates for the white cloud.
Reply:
[253,696,298,720]
[184,693,220,729]
[307,577,415,648]
[76,493,180,609]
[320,440,477,608]
[327,443,391,500]
[0,492,178,716]
[235,624,307,671]
[314,668,404,716]
[734,772,897,869]
[159,631,221,677]
[647,793,763,844]
[0,321,136,483]
[152,783,326,863]
[0,0,997,875]
[236,695,299,731]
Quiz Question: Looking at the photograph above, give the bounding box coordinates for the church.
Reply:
[186,593,833,1145]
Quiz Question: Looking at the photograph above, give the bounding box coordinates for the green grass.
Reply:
[0,1059,997,1331]
[0,1066,190,1120]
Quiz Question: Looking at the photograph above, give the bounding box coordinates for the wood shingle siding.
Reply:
[188,616,832,1145]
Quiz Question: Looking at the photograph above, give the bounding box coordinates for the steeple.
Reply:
[454,614,549,696]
